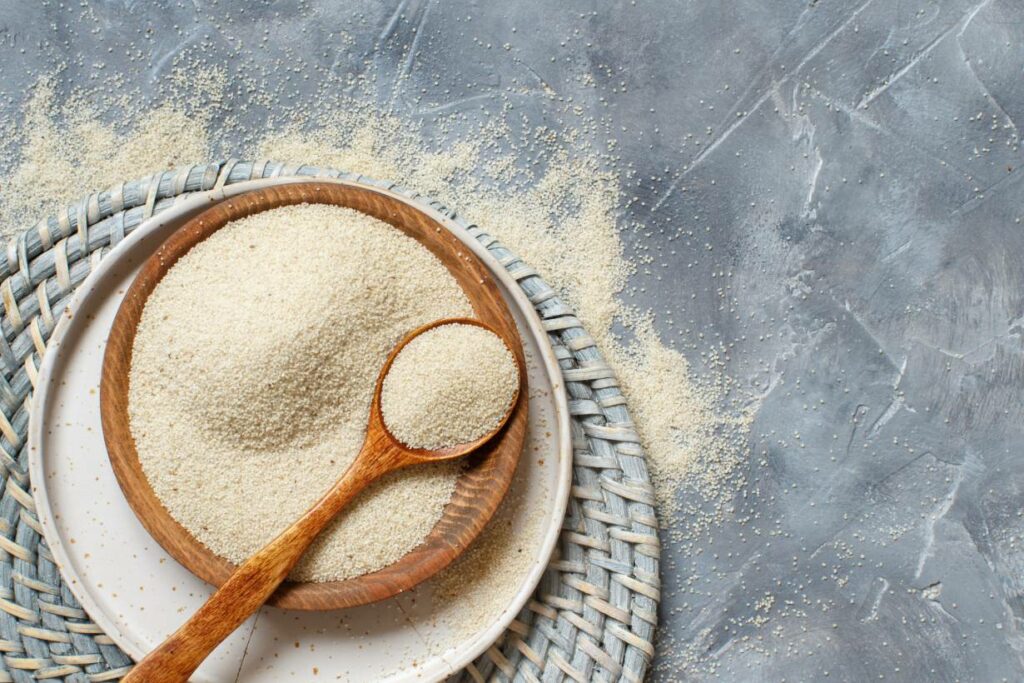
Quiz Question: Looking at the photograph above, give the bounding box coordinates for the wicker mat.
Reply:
[0,161,660,683]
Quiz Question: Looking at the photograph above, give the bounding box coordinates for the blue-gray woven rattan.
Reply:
[0,161,660,683]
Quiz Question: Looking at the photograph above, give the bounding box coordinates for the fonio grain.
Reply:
[382,323,518,450]
[129,203,483,582]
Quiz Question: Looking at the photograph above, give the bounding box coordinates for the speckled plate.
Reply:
[27,178,571,682]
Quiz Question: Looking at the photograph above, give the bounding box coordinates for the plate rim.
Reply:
[27,176,572,681]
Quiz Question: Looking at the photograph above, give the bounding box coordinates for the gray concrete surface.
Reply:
[2,1,1023,680]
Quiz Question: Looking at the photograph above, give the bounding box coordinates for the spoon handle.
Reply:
[123,455,384,683]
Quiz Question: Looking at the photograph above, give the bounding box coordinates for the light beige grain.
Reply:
[382,323,518,450]
[129,203,473,582]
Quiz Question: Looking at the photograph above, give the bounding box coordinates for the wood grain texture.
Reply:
[100,182,528,613]
[122,317,521,683]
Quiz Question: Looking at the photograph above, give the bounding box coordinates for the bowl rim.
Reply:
[99,181,531,610]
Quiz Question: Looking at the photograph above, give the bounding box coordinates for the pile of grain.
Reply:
[382,323,518,450]
[128,203,474,582]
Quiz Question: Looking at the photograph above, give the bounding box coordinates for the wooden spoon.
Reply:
[123,317,520,683]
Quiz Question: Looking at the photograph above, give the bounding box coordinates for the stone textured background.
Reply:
[2,1,1022,680]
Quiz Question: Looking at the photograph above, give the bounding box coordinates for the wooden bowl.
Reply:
[99,182,528,611]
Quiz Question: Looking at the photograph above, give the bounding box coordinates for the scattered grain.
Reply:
[2,61,754,656]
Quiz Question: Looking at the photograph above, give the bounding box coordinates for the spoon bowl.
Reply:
[372,317,522,462]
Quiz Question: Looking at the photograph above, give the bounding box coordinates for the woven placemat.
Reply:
[0,161,660,683]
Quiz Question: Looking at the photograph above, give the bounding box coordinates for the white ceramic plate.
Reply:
[28,178,571,682]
